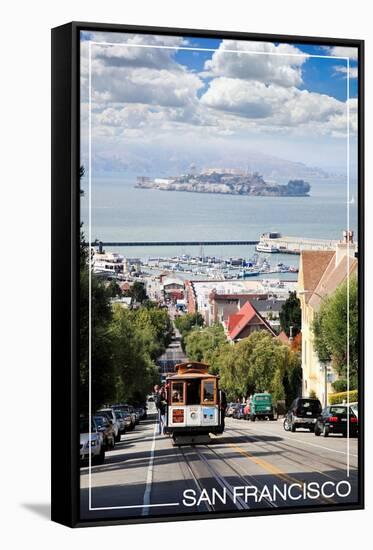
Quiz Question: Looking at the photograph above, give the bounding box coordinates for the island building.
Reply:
[298,231,357,406]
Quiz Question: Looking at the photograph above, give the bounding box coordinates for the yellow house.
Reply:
[298,232,357,406]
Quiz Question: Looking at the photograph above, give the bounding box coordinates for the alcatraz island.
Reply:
[135,168,311,197]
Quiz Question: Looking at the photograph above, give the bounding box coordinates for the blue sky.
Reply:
[80,31,358,175]
[175,38,358,101]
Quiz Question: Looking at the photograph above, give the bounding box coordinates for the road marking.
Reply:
[142,421,158,516]
[233,422,358,458]
[227,440,337,505]
[229,442,296,484]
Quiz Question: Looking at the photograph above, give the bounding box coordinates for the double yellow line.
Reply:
[227,441,337,505]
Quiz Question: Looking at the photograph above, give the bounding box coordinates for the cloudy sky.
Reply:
[80,31,358,177]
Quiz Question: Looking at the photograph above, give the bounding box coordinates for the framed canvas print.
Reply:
[51,21,364,527]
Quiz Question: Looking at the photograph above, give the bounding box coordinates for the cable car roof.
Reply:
[166,361,219,380]
[167,372,219,380]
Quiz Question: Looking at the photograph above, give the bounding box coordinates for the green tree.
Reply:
[218,331,301,402]
[174,312,204,335]
[110,305,159,403]
[312,275,358,389]
[279,291,301,337]
[185,323,227,364]
[80,230,117,411]
[125,281,147,303]
[107,279,122,298]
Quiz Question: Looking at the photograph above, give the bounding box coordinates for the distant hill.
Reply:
[91,148,339,182]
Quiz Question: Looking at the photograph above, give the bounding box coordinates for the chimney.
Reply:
[343,230,354,243]
[336,230,357,266]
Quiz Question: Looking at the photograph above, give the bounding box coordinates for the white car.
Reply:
[80,417,105,464]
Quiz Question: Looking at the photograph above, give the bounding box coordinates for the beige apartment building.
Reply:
[298,232,357,406]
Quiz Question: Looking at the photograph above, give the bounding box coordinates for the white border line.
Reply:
[87,37,354,511]
[89,41,349,60]
[88,40,93,510]
[346,56,350,476]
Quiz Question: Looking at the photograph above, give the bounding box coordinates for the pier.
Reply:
[92,240,260,247]
[91,234,339,254]
[259,233,339,254]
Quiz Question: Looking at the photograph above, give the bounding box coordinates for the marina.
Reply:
[92,248,299,281]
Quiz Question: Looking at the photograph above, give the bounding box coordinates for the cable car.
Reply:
[164,362,225,445]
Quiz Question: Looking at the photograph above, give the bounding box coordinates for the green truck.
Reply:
[249,393,275,421]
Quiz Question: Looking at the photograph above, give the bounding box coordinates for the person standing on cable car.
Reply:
[219,389,227,430]
[155,384,167,435]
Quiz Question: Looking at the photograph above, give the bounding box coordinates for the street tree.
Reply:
[218,331,301,402]
[279,291,301,337]
[185,323,227,364]
[312,275,358,390]
[174,312,204,336]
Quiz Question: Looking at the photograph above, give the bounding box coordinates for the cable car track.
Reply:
[178,444,276,511]
[202,444,277,509]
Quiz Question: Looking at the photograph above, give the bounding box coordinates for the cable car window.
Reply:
[202,380,215,404]
[171,382,185,404]
[186,380,201,405]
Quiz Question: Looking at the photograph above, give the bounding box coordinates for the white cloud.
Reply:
[200,78,287,118]
[200,77,356,135]
[80,38,204,110]
[324,46,358,60]
[92,66,203,108]
[80,34,358,174]
[203,40,307,87]
[334,65,358,79]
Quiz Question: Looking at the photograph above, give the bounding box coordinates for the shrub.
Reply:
[329,390,358,405]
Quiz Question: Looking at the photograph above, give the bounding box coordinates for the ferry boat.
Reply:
[92,250,127,275]
[256,242,279,253]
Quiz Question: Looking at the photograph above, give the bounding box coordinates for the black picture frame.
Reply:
[51,21,364,528]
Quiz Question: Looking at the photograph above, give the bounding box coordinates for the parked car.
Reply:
[80,417,105,464]
[283,397,322,432]
[350,402,358,418]
[243,402,251,420]
[125,405,137,428]
[232,403,245,419]
[129,405,140,424]
[115,409,132,430]
[314,405,358,437]
[113,410,126,434]
[135,406,146,420]
[249,393,275,421]
[94,414,115,450]
[112,404,136,430]
[97,408,121,442]
[226,402,237,417]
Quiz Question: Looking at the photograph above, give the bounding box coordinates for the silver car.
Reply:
[80,417,105,464]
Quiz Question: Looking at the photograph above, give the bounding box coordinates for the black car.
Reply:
[283,397,322,432]
[314,405,358,437]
